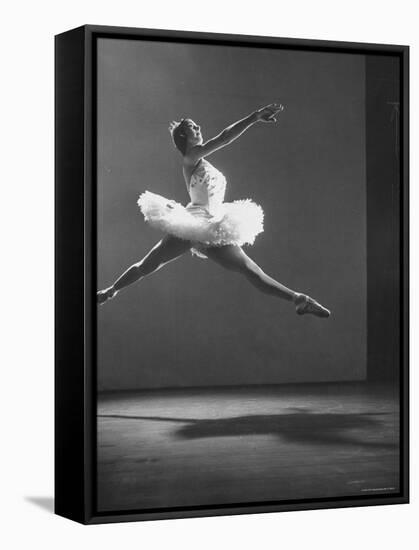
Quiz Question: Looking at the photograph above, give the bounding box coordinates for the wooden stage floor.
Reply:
[97,382,400,512]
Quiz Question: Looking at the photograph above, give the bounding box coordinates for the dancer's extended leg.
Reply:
[205,245,296,301]
[205,245,330,317]
[97,235,191,304]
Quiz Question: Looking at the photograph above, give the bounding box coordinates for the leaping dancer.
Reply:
[97,103,331,318]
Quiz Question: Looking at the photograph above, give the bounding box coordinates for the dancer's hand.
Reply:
[97,286,117,305]
[255,103,284,123]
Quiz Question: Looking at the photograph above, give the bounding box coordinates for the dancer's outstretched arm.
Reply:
[186,103,284,163]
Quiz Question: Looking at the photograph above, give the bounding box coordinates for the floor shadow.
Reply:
[25,496,54,513]
[98,410,396,449]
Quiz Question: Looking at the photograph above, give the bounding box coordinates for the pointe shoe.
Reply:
[295,294,331,318]
[97,286,117,305]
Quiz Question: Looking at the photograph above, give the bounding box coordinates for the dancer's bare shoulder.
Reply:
[182,156,202,187]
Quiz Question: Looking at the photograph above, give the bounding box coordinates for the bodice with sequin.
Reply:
[188,159,227,215]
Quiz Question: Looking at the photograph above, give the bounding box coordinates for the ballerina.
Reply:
[97,103,330,318]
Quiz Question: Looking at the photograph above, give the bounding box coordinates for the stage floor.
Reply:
[97,382,400,512]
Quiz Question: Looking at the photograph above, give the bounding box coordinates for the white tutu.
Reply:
[137,191,264,257]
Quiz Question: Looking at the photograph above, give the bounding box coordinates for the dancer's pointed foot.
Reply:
[97,286,117,305]
[294,294,331,318]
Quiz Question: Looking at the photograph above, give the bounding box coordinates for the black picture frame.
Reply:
[55,24,409,524]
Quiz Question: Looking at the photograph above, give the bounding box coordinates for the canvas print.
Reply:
[95,37,401,512]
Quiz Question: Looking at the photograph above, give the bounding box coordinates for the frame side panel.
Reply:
[54,27,87,523]
[401,46,410,502]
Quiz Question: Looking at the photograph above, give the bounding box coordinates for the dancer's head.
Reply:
[169,118,203,154]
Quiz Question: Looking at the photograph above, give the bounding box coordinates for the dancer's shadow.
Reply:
[98,409,396,449]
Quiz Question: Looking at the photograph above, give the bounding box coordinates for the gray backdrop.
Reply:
[97,38,366,391]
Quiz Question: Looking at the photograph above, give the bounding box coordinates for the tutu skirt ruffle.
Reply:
[137,191,264,258]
